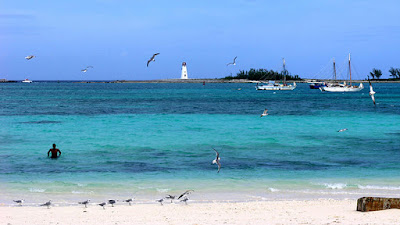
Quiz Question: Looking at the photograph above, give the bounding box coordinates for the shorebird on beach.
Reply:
[40,200,52,209]
[212,148,221,173]
[123,198,134,206]
[261,109,268,117]
[180,196,189,205]
[165,195,176,203]
[98,202,106,209]
[25,55,35,60]
[78,199,90,208]
[338,128,348,132]
[156,198,164,205]
[147,53,160,67]
[177,190,194,200]
[108,199,116,207]
[227,56,237,66]
[368,76,376,105]
[13,199,24,206]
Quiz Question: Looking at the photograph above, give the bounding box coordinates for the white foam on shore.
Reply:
[29,188,45,193]
[317,183,348,189]
[267,187,280,192]
[156,188,170,193]
[357,185,400,190]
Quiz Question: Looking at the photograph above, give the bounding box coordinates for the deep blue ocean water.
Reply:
[1,82,400,204]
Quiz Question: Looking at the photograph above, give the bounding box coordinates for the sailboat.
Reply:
[255,58,296,91]
[319,54,363,92]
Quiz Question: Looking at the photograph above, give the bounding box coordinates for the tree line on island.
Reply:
[224,67,400,81]
[223,68,301,81]
[369,67,400,80]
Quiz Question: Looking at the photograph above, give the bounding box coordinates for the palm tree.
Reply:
[397,69,400,79]
[389,67,398,79]
[371,68,382,79]
[369,72,375,79]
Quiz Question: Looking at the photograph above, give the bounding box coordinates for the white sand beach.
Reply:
[2,199,400,225]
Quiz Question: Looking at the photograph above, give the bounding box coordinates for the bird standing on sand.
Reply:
[227,56,237,66]
[156,198,164,205]
[180,197,189,205]
[123,198,134,206]
[338,128,348,132]
[177,190,194,200]
[261,109,268,117]
[212,148,221,173]
[108,199,116,207]
[368,76,376,105]
[40,200,52,209]
[78,199,90,208]
[98,202,106,209]
[25,55,35,60]
[165,195,176,203]
[147,53,160,67]
[13,199,24,206]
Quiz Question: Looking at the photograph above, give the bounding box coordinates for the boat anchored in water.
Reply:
[319,54,363,92]
[256,58,296,91]
[22,79,33,83]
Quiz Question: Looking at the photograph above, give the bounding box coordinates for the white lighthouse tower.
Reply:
[181,62,188,79]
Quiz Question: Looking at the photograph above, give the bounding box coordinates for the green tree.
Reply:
[389,67,398,78]
[371,68,382,79]
[397,69,400,79]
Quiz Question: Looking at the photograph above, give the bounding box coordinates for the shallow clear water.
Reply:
[1,82,400,204]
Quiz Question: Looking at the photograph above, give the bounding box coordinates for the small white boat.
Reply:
[256,58,297,91]
[320,82,363,92]
[320,54,363,92]
[256,81,296,90]
[22,79,33,83]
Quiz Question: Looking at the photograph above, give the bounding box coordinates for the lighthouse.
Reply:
[181,62,188,79]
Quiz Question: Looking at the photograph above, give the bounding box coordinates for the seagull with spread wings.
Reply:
[227,56,237,66]
[147,53,160,67]
[212,148,221,173]
[368,76,376,105]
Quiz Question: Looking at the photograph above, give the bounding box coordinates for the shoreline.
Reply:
[2,199,400,224]
[2,78,400,83]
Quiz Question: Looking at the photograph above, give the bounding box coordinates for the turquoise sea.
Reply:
[1,82,400,205]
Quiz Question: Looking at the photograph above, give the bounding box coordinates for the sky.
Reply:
[1,0,400,80]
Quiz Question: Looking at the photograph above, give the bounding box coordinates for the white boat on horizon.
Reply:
[256,58,297,91]
[22,79,33,83]
[319,54,363,92]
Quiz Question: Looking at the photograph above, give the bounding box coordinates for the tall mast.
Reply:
[333,58,337,80]
[348,53,352,85]
[282,58,286,85]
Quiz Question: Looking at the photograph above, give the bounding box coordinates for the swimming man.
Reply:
[48,144,61,158]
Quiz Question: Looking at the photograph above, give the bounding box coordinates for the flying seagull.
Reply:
[227,56,237,66]
[368,76,376,105]
[212,148,221,173]
[98,202,106,209]
[108,199,116,207]
[78,199,90,208]
[81,66,93,73]
[338,128,348,132]
[147,53,160,67]
[156,198,164,205]
[13,199,24,206]
[40,200,52,209]
[261,109,268,117]
[165,195,176,203]
[177,190,194,200]
[123,198,134,206]
[180,197,189,205]
[25,55,35,60]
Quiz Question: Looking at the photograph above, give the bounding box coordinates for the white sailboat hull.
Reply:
[319,83,363,92]
[256,82,296,91]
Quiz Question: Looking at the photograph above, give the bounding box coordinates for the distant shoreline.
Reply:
[1,78,400,83]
